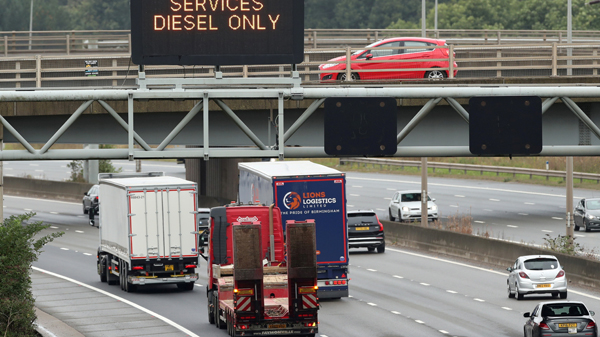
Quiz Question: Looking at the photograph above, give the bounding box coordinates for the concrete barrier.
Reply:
[383,220,600,290]
[4,177,92,203]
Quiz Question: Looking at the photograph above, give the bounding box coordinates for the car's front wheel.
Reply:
[584,220,591,232]
[389,209,396,221]
[507,282,515,298]
[574,221,580,231]
[424,68,447,79]
[337,72,359,81]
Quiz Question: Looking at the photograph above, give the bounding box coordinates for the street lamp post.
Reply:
[567,0,572,76]
[435,0,438,31]
[29,0,34,50]
[422,0,426,37]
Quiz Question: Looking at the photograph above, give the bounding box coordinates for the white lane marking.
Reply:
[415,320,425,324]
[60,248,69,251]
[502,307,512,311]
[489,198,500,201]
[525,202,535,205]
[350,194,360,197]
[352,186,363,188]
[349,295,353,298]
[446,290,457,294]
[83,253,92,256]
[75,230,84,234]
[31,267,201,337]
[35,324,59,337]
[391,311,401,315]
[195,283,204,287]
[552,217,563,220]
[574,234,585,237]
[420,283,430,286]
[474,221,485,224]
[50,212,59,215]
[367,303,377,306]
[347,176,584,199]
[474,298,485,302]
[29,164,40,166]
[35,169,43,172]
[367,269,377,272]
[376,208,386,211]
[347,205,354,208]
[24,208,33,211]
[393,275,404,279]
[455,195,465,198]
[542,230,553,233]
[507,225,519,228]
[518,213,528,216]
[50,226,59,229]
[484,209,493,212]
[386,247,600,301]
[5,195,80,205]
[449,205,459,208]
[384,197,392,200]
[439,330,449,334]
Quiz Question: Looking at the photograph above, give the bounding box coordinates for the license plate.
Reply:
[355,227,370,231]
[558,323,577,328]
[268,324,286,329]
[536,283,551,288]
[165,265,174,271]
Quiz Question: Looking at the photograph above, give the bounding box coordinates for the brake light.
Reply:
[185,265,196,269]
[586,321,596,329]
[304,322,317,327]
[539,322,550,330]
[519,272,529,279]
[556,270,565,278]
[95,196,99,202]
[239,324,249,330]
[132,266,144,270]
[375,215,384,231]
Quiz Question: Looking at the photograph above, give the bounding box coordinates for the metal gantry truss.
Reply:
[1,76,600,160]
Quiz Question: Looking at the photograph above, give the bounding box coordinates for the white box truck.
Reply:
[96,172,200,292]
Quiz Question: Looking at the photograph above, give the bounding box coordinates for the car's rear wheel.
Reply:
[337,72,359,81]
[424,69,447,79]
[516,285,524,300]
[560,291,568,299]
[574,222,580,231]
[507,282,515,298]
[377,242,385,253]
[389,209,396,221]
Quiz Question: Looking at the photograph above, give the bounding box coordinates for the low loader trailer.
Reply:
[207,204,319,336]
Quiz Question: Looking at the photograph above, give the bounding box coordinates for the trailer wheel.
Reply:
[119,260,125,290]
[124,263,137,293]
[177,282,195,291]
[214,292,225,329]
[98,256,107,282]
[207,290,215,324]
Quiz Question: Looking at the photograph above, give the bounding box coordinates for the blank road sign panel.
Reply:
[469,96,542,156]
[130,0,304,66]
[324,97,397,156]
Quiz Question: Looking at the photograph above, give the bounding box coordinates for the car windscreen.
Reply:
[587,199,600,210]
[524,258,558,270]
[543,304,589,316]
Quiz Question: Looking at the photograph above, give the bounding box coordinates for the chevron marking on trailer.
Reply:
[237,296,252,311]
[302,294,318,309]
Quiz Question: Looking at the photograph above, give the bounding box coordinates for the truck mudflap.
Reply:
[129,273,198,285]
[232,323,317,336]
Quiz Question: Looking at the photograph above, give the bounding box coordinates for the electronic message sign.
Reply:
[130,0,304,66]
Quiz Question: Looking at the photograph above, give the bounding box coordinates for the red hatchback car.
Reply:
[319,37,458,81]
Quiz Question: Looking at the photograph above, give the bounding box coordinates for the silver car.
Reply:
[388,190,438,222]
[507,255,567,300]
[524,301,597,337]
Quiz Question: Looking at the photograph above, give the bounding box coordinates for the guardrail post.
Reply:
[594,49,598,76]
[449,45,454,79]
[128,33,132,54]
[304,53,310,82]
[35,55,41,88]
[66,34,70,55]
[552,42,558,77]
[312,31,317,49]
[345,46,352,81]
[15,61,20,88]
[497,31,501,45]
[112,59,118,87]
[243,65,248,78]
[496,49,502,78]
[3,36,7,57]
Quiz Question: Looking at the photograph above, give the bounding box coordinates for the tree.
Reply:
[66,0,130,30]
[0,213,63,337]
[68,145,123,183]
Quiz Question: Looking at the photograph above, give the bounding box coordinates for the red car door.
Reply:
[353,41,402,80]
[398,41,435,79]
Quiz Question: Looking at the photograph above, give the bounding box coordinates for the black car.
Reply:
[574,198,600,232]
[83,184,99,215]
[347,210,385,253]
[523,301,597,337]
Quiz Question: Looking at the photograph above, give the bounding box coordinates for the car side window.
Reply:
[513,259,519,270]
[393,193,399,202]
[403,41,431,54]
[531,305,540,317]
[370,42,401,58]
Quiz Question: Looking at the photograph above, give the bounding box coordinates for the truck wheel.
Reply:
[106,258,118,285]
[207,290,215,324]
[119,260,125,290]
[177,282,195,291]
[124,264,136,293]
[98,256,107,282]
[214,293,225,329]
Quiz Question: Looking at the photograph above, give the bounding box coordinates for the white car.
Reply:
[388,190,438,222]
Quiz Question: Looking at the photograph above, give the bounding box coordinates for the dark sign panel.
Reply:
[469,96,542,156]
[324,97,398,156]
[130,0,304,66]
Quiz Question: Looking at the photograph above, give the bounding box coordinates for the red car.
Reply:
[319,37,458,81]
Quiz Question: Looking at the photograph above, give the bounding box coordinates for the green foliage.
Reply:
[0,213,64,337]
[68,145,123,182]
[542,233,580,256]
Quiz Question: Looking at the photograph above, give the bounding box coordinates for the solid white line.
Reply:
[367,303,377,306]
[507,225,518,228]
[367,269,377,272]
[31,267,201,337]
[29,164,39,166]
[50,212,59,215]
[24,208,33,211]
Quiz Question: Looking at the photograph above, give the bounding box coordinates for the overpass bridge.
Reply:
[0,29,599,203]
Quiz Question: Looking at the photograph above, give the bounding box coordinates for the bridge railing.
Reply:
[1,42,598,88]
[3,29,600,56]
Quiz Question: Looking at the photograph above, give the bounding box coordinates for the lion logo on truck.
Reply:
[283,191,301,210]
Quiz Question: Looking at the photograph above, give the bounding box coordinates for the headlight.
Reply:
[587,213,596,220]
[431,205,438,211]
[320,63,339,69]
[401,206,410,213]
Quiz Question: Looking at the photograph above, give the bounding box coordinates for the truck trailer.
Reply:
[207,203,319,336]
[96,172,200,292]
[238,161,349,299]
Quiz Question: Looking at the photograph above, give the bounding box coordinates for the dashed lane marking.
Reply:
[50,212,59,214]
[420,283,430,286]
[391,311,401,315]
[474,220,485,224]
[60,248,69,251]
[502,307,512,311]
[525,202,535,205]
[489,198,500,201]
[50,226,59,229]
[455,195,465,198]
[542,230,553,233]
[439,330,449,334]
[574,234,585,237]
[415,320,425,324]
[24,208,33,211]
[75,230,84,234]
[518,213,528,216]
[367,269,377,272]
[484,209,493,212]
[446,290,457,294]
[507,225,518,228]
[474,298,485,302]
[393,275,404,279]
[552,217,563,220]
[376,208,386,211]
[83,253,92,256]
[449,205,459,208]
[367,303,377,306]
